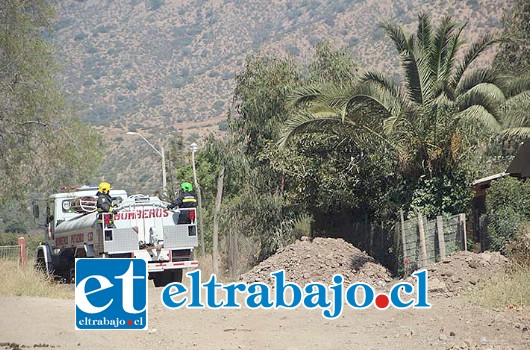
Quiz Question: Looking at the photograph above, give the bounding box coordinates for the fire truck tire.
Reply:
[35,252,46,274]
[172,269,183,283]
[152,269,183,287]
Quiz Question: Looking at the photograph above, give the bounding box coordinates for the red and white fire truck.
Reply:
[33,186,198,287]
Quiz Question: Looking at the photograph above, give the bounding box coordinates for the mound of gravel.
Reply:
[408,250,510,297]
[239,237,393,289]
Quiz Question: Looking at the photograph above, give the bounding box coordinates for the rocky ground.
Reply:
[418,251,509,297]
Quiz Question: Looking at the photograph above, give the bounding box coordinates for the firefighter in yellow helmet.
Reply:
[96,182,112,212]
[96,182,113,226]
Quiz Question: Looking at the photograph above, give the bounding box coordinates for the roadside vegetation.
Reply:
[467,221,530,309]
[467,266,530,309]
[0,0,103,231]
[0,260,73,299]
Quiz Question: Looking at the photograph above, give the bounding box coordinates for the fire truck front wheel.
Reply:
[35,251,47,274]
[152,269,183,287]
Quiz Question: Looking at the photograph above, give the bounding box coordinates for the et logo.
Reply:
[75,259,148,330]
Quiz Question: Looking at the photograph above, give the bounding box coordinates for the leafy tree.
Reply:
[0,1,102,204]
[222,45,367,261]
[472,0,530,177]
[0,200,33,234]
[281,14,529,218]
[231,56,301,160]
[308,41,359,86]
[494,0,530,75]
[486,177,530,252]
[492,0,530,142]
[227,56,302,258]
[203,134,249,275]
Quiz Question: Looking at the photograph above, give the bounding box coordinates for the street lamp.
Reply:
[190,142,205,257]
[190,142,198,185]
[126,131,166,197]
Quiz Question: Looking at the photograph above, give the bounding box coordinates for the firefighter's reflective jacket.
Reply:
[96,191,113,225]
[167,191,197,209]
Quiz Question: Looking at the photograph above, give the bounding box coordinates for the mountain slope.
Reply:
[51,0,513,193]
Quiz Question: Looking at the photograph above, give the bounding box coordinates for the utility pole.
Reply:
[191,142,205,257]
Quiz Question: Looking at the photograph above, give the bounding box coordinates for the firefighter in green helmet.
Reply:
[167,182,197,224]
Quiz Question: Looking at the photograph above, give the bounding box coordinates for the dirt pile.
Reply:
[409,250,510,297]
[239,237,393,289]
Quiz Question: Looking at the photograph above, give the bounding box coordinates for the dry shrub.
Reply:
[194,251,250,283]
[0,259,72,299]
[187,253,231,284]
[466,266,530,309]
[504,224,530,267]
[466,225,530,308]
[217,233,260,282]
[195,253,214,282]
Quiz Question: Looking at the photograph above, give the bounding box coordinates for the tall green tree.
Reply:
[493,0,530,140]
[308,41,359,86]
[0,0,102,204]
[231,56,301,162]
[227,56,302,259]
[469,0,530,177]
[281,14,529,217]
[185,44,363,270]
[494,0,530,76]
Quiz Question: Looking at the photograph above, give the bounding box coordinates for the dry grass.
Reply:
[468,226,530,309]
[466,266,530,309]
[0,259,73,299]
[505,225,530,266]
[188,253,238,283]
[195,253,214,280]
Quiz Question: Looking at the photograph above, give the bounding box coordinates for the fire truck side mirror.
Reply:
[32,204,40,219]
[32,200,48,227]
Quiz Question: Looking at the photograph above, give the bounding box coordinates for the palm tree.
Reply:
[280,14,529,179]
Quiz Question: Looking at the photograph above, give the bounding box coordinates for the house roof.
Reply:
[506,141,530,178]
[471,172,509,188]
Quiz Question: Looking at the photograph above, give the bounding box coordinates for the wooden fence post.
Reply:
[400,209,407,263]
[369,224,374,256]
[417,212,428,267]
[228,227,238,278]
[459,213,468,251]
[436,215,446,260]
[18,237,26,269]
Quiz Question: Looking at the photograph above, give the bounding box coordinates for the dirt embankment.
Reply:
[240,237,393,288]
[416,250,509,296]
[240,237,512,298]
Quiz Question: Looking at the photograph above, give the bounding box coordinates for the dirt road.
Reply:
[1,284,528,350]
